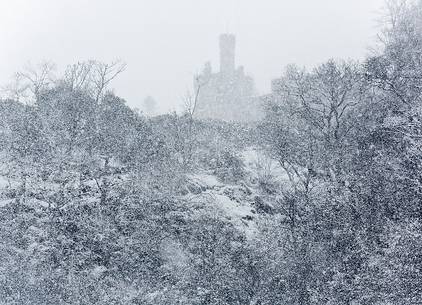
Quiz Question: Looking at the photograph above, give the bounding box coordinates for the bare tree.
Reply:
[92,60,127,103]
[1,73,29,103]
[63,60,96,92]
[179,75,209,168]
[272,60,363,184]
[184,74,210,119]
[17,61,56,101]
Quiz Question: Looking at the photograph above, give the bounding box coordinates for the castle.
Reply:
[194,34,262,122]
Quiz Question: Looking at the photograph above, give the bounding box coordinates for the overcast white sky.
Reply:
[0,0,385,112]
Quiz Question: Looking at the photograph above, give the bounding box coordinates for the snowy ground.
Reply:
[185,172,258,238]
[182,147,290,238]
[240,147,290,184]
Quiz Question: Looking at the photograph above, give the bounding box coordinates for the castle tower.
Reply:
[195,33,261,122]
[219,34,236,75]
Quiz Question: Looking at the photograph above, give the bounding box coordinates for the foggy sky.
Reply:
[0,0,385,113]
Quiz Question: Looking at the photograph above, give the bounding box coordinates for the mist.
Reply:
[1,0,384,112]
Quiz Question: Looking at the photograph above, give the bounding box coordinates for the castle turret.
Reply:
[219,34,236,75]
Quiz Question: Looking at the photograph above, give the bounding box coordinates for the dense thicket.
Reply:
[1,1,422,304]
[258,1,422,303]
[0,62,256,304]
